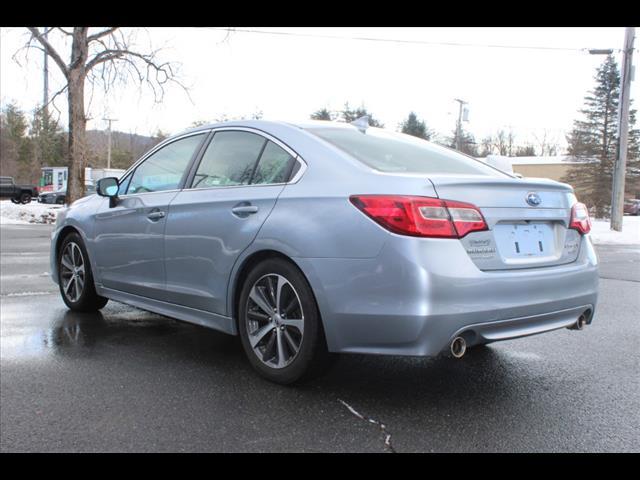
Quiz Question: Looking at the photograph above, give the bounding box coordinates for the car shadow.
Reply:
[45,307,536,412]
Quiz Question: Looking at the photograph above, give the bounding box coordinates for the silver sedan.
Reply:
[50,119,599,384]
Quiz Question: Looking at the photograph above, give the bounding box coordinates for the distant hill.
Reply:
[85,130,165,170]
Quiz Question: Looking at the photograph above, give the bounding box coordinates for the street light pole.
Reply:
[611,27,635,232]
[103,118,118,169]
[454,98,467,151]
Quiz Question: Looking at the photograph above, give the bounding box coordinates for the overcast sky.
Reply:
[1,27,637,150]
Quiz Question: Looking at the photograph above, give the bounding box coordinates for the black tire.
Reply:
[238,258,332,385]
[57,232,109,312]
[56,197,65,205]
[10,197,20,204]
[20,192,32,204]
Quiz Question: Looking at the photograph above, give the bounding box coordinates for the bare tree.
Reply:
[533,129,560,156]
[21,27,188,203]
[491,129,516,156]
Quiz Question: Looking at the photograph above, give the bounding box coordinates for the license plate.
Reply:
[495,223,552,258]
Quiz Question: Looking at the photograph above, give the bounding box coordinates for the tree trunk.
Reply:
[67,69,87,203]
[66,28,89,204]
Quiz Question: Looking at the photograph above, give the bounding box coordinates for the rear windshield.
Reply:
[307,127,508,177]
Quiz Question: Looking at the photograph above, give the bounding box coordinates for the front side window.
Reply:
[191,131,266,189]
[117,174,132,196]
[127,134,205,194]
[251,141,297,185]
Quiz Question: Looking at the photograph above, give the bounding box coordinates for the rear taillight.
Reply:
[569,202,591,235]
[349,195,487,239]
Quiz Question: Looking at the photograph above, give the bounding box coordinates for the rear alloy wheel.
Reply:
[238,258,331,384]
[20,192,32,204]
[246,273,304,369]
[58,233,108,312]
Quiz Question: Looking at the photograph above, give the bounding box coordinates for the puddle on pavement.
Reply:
[0,303,177,361]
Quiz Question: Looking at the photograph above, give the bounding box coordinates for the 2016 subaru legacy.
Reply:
[50,119,599,384]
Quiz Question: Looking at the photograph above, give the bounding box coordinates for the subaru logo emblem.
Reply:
[526,192,542,207]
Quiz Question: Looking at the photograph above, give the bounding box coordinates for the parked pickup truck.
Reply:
[0,176,39,204]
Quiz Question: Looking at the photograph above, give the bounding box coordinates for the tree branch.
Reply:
[85,49,127,71]
[87,27,119,43]
[55,27,73,36]
[27,27,69,78]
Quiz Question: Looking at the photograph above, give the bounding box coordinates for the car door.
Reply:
[164,129,302,315]
[92,132,208,300]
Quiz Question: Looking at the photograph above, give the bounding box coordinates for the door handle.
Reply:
[147,210,166,221]
[231,204,259,217]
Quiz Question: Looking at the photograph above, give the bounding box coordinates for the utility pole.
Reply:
[611,27,635,232]
[103,118,118,169]
[43,27,48,113]
[454,98,468,151]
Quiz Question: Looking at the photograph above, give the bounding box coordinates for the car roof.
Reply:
[172,119,360,140]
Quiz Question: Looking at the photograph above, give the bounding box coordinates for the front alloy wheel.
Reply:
[57,233,108,312]
[60,241,85,303]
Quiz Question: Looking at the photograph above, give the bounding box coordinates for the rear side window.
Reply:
[127,134,205,194]
[251,141,296,185]
[307,127,508,177]
[191,131,266,188]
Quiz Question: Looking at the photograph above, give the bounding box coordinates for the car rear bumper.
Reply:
[295,234,599,356]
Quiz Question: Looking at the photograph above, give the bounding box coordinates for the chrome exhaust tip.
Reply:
[568,313,588,331]
[450,336,467,359]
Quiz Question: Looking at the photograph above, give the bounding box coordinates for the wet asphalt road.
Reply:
[1,224,639,452]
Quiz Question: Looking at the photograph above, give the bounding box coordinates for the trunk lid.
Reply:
[427,174,581,271]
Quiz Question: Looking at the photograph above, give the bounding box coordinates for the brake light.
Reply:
[569,202,591,235]
[349,195,487,238]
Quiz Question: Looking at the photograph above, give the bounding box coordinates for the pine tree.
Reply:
[400,112,432,140]
[341,103,384,127]
[563,55,640,217]
[31,107,66,169]
[310,108,332,121]
[1,103,32,181]
[310,103,384,127]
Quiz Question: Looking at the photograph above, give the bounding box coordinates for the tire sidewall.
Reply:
[238,258,322,385]
[58,233,100,311]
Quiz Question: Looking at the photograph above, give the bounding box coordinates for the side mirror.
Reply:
[97,177,119,207]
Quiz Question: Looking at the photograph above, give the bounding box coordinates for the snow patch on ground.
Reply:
[590,216,640,245]
[0,200,62,225]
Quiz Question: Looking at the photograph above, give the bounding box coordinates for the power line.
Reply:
[204,27,620,53]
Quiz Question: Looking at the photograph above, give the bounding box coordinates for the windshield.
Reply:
[306,126,509,177]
